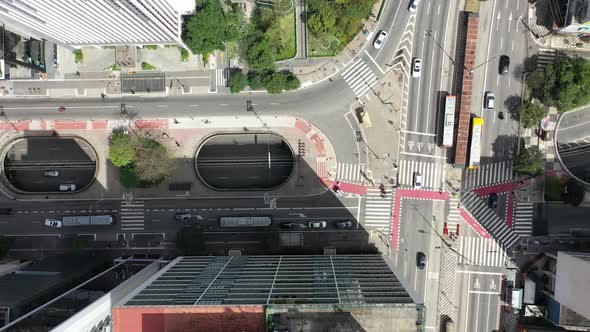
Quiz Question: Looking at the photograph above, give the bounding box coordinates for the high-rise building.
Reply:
[0,0,194,49]
[561,0,590,36]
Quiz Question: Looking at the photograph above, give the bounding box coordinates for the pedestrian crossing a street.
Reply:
[362,188,393,231]
[463,160,513,190]
[399,159,443,189]
[120,200,145,231]
[513,202,533,237]
[341,58,377,98]
[335,162,366,184]
[457,236,509,267]
[537,48,558,68]
[446,197,461,234]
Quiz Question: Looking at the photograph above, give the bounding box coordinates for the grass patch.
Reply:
[180,48,190,62]
[260,8,296,61]
[73,49,83,63]
[465,0,480,13]
[144,44,159,50]
[308,33,342,57]
[141,61,158,70]
[110,64,121,71]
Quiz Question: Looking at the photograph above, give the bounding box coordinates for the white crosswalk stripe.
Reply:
[335,163,366,184]
[463,160,513,189]
[457,236,508,267]
[362,188,392,231]
[513,202,533,237]
[399,159,442,189]
[447,197,461,234]
[341,59,377,97]
[537,48,557,68]
[216,69,226,87]
[120,200,145,231]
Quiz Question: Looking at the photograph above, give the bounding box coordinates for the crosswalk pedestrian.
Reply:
[362,188,392,231]
[120,200,145,231]
[457,236,508,267]
[462,192,520,250]
[513,202,533,237]
[463,160,513,190]
[537,48,558,68]
[446,197,461,234]
[335,162,366,184]
[399,159,443,189]
[341,59,377,98]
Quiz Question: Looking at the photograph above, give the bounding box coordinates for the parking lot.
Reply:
[3,136,97,193]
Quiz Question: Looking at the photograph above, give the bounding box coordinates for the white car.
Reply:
[373,30,388,49]
[45,219,62,228]
[484,91,495,109]
[408,0,420,12]
[308,221,327,229]
[413,172,423,189]
[43,170,60,177]
[411,58,421,78]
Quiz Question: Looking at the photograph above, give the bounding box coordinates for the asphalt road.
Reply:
[455,267,502,332]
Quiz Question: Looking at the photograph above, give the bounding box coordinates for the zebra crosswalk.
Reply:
[537,48,558,68]
[513,202,533,237]
[362,188,393,231]
[446,197,461,234]
[215,69,226,87]
[463,160,513,190]
[341,59,377,98]
[120,200,145,231]
[457,236,508,267]
[399,159,443,189]
[335,162,366,184]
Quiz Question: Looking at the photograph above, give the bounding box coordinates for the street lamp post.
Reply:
[0,106,19,133]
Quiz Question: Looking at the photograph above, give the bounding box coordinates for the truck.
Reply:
[45,215,114,228]
[220,216,272,227]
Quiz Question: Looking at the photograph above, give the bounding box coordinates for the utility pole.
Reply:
[0,106,20,133]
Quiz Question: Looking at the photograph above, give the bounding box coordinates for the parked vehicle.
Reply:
[43,170,60,177]
[280,222,296,229]
[308,221,327,229]
[336,221,353,229]
[408,0,421,12]
[499,55,510,75]
[373,30,388,49]
[59,184,76,191]
[411,58,421,78]
[417,252,427,270]
[45,215,114,228]
[175,213,192,221]
[220,216,272,227]
[484,91,495,109]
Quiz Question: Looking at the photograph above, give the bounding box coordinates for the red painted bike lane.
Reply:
[391,189,450,251]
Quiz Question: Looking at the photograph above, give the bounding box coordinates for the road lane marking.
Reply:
[500,37,503,50]
[363,50,385,74]
[403,130,436,136]
[463,273,472,332]
[511,39,514,51]
[496,75,499,87]
[401,151,446,159]
[437,4,440,15]
[482,0,498,117]
[188,104,199,107]
[157,105,168,108]
[413,34,427,132]
[425,30,437,133]
[427,1,431,15]
[474,293,481,331]
[469,290,501,295]
[456,270,503,275]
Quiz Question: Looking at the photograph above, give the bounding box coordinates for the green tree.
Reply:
[225,3,245,42]
[109,132,137,167]
[307,1,337,35]
[229,69,248,93]
[183,0,227,55]
[283,72,301,90]
[242,31,276,72]
[563,178,586,206]
[526,70,545,99]
[518,102,546,128]
[248,71,264,90]
[264,72,286,94]
[514,146,544,177]
[176,225,206,255]
[542,56,590,112]
[133,139,174,183]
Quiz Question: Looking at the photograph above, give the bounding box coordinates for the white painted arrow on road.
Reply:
[516,15,523,32]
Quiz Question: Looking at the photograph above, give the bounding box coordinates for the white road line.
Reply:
[364,50,385,74]
[413,35,427,132]
[402,130,437,136]
[427,1,431,15]
[456,270,504,275]
[425,31,437,133]
[401,151,446,159]
[482,0,498,117]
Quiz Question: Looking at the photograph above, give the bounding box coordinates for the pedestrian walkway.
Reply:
[457,236,508,267]
[437,238,458,327]
[335,162,366,184]
[513,202,533,237]
[399,159,443,189]
[446,197,461,234]
[362,188,393,231]
[340,58,377,98]
[120,200,145,231]
[536,48,558,68]
[463,160,513,190]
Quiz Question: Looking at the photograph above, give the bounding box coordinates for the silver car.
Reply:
[308,221,327,229]
[43,170,60,177]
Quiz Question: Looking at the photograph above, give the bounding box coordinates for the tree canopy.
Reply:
[518,102,546,128]
[109,132,136,167]
[133,138,174,183]
[229,69,248,93]
[514,146,544,177]
[541,56,590,112]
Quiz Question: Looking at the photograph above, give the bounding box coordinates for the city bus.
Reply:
[442,95,456,148]
[468,117,484,169]
[219,216,272,227]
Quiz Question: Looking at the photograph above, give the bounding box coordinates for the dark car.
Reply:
[489,193,498,208]
[175,213,192,221]
[416,252,426,270]
[280,222,295,229]
[499,55,510,75]
[336,221,353,229]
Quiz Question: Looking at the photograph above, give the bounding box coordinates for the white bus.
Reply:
[442,95,456,148]
[468,117,484,170]
[220,216,272,227]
